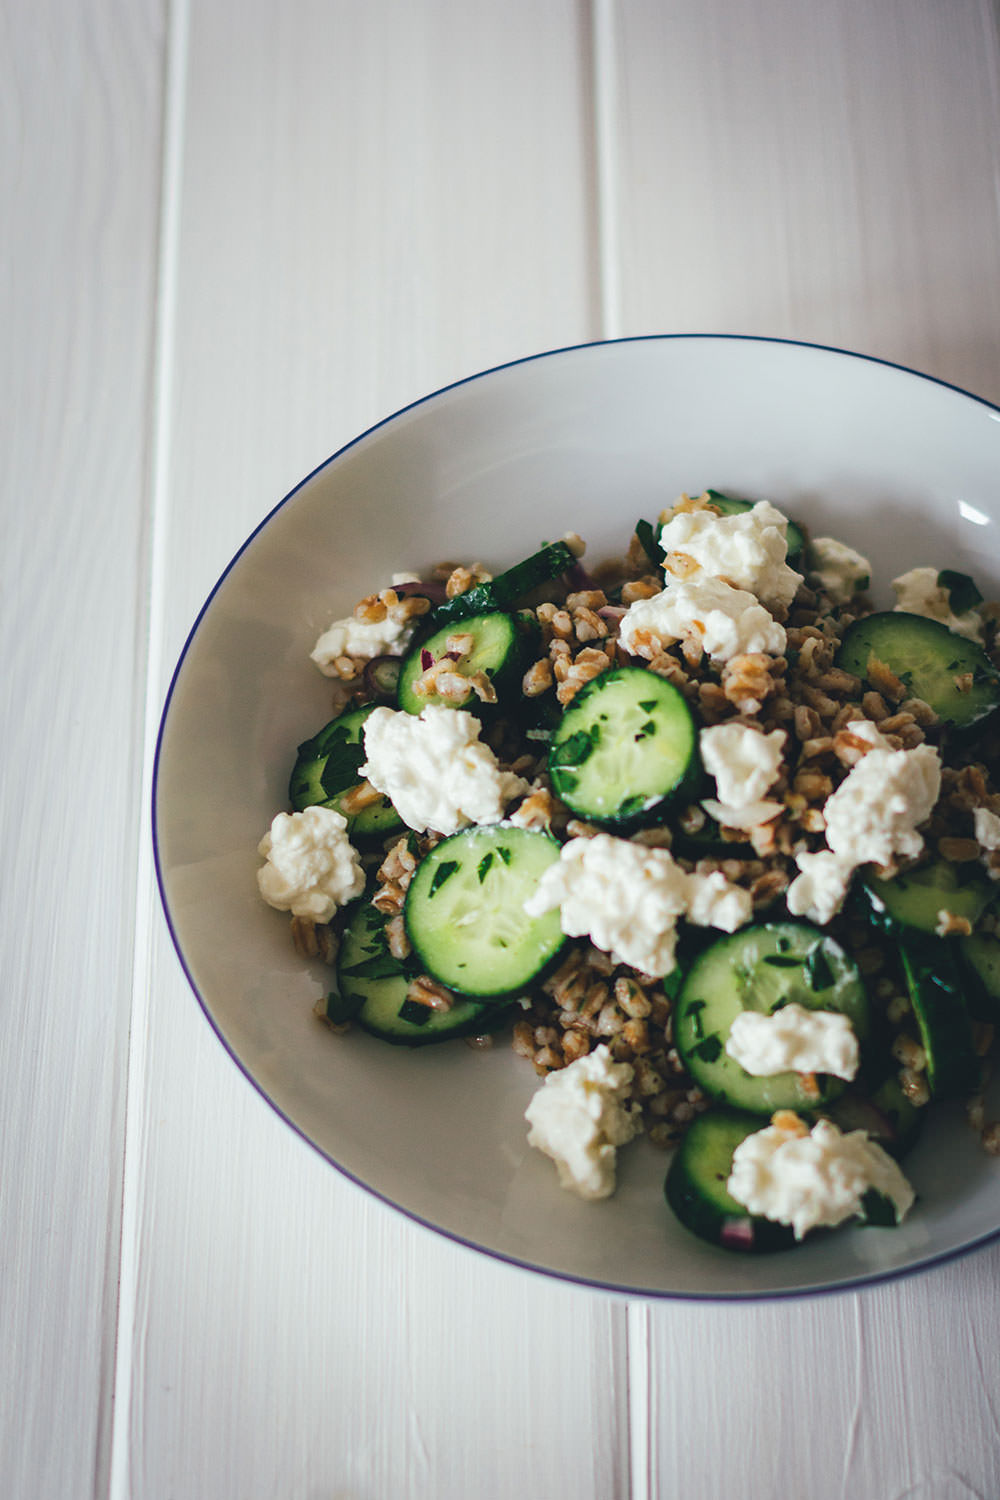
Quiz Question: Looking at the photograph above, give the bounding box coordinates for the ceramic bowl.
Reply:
[154,335,1000,1299]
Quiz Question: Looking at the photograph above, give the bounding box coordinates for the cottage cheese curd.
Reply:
[892,566,984,642]
[726,1115,915,1240]
[806,536,871,604]
[724,1003,860,1081]
[311,609,418,673]
[974,806,1000,851]
[618,577,786,664]
[360,705,529,835]
[256,805,365,922]
[524,1045,639,1200]
[523,834,751,977]
[786,725,941,923]
[700,723,786,830]
[658,500,803,611]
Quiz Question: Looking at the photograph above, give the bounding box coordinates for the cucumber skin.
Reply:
[862,861,991,937]
[835,611,1000,731]
[429,541,576,626]
[288,704,403,838]
[898,932,980,1098]
[664,1108,796,1254]
[396,610,523,716]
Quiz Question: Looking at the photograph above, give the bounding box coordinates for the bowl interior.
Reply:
[155,336,1000,1298]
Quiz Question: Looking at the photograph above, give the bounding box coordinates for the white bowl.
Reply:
[154,335,1000,1299]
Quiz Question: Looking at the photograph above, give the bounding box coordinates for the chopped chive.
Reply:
[429,860,459,896]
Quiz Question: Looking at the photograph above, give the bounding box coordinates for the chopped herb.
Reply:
[397,998,433,1026]
[635,517,665,567]
[938,569,983,616]
[860,1188,898,1227]
[429,860,460,896]
[777,935,791,953]
[686,997,706,1039]
[497,845,512,865]
[551,725,600,768]
[691,1034,723,1064]
[638,699,659,712]
[325,989,365,1023]
[477,852,494,883]
[320,742,366,797]
[618,794,651,820]
[339,953,405,981]
[805,944,835,991]
[762,954,805,968]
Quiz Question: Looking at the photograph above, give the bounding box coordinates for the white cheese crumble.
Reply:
[311,609,418,673]
[700,723,786,830]
[786,724,941,924]
[891,566,984,642]
[806,536,871,604]
[618,577,786,664]
[786,850,855,926]
[256,806,365,922]
[974,806,1000,850]
[523,834,752,977]
[726,1115,915,1240]
[359,705,529,835]
[524,1045,639,1200]
[657,500,803,611]
[724,1003,859,1081]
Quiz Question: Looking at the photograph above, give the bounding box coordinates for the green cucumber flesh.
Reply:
[335,899,504,1046]
[664,1107,796,1253]
[835,611,1000,730]
[289,703,402,837]
[547,666,698,829]
[674,922,870,1114]
[898,931,980,1097]
[404,826,566,997]
[396,610,521,714]
[705,490,806,564]
[864,859,991,936]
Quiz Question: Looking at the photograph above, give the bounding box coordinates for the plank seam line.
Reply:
[626,1300,650,1500]
[590,0,623,340]
[106,0,191,1494]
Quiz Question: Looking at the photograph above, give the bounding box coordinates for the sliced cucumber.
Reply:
[430,541,576,625]
[835,612,1000,730]
[825,1074,923,1160]
[663,1107,796,1253]
[334,898,506,1046]
[547,666,698,829]
[898,932,980,1097]
[396,610,523,715]
[289,704,402,837]
[404,826,566,997]
[959,930,1000,1022]
[863,859,992,936]
[674,922,870,1114]
[705,489,806,565]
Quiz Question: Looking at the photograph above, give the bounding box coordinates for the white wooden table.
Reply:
[7,3,1000,1495]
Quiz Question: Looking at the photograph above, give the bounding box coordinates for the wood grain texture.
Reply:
[613,0,1000,402]
[0,2,165,1497]
[125,4,629,1497]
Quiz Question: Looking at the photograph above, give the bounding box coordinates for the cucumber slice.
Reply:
[675,922,870,1114]
[663,1107,796,1253]
[396,610,522,715]
[547,666,698,829]
[404,826,566,997]
[835,612,1000,730]
[863,859,992,936]
[705,489,806,564]
[825,1075,923,1160]
[334,899,505,1046]
[430,541,576,625]
[898,932,979,1097]
[289,704,403,837]
[959,930,1000,1022]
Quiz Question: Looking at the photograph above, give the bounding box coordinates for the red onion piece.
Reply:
[597,604,627,622]
[720,1217,757,1251]
[420,649,433,670]
[362,656,402,697]
[394,579,448,604]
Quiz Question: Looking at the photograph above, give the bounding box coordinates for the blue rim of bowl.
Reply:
[152,331,1000,1302]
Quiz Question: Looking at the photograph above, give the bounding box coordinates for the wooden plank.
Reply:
[614,0,1000,402]
[0,2,165,1497]
[611,4,1000,1494]
[126,3,629,1496]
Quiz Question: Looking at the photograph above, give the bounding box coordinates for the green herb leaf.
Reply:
[805,944,835,991]
[325,989,365,1023]
[691,1034,723,1063]
[429,860,460,896]
[551,725,600,768]
[497,845,512,865]
[320,741,367,797]
[762,954,805,968]
[635,518,665,568]
[938,569,984,616]
[339,954,405,981]
[477,852,494,883]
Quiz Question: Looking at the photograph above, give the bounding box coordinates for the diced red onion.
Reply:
[720,1217,757,1251]
[394,579,448,603]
